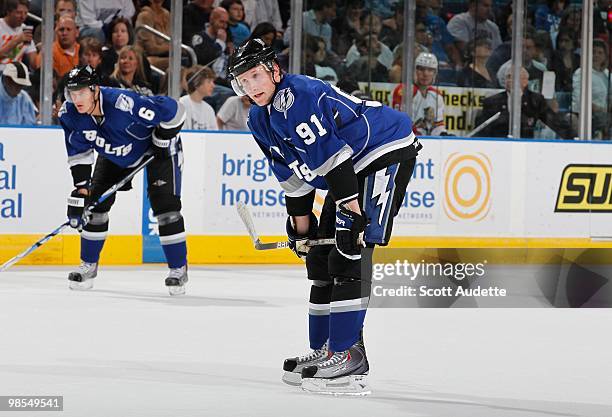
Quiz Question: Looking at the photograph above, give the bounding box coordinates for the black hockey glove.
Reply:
[67,189,90,231]
[335,204,366,260]
[152,129,174,159]
[286,212,318,260]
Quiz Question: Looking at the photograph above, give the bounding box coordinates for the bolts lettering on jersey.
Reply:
[83,130,133,157]
[288,160,316,181]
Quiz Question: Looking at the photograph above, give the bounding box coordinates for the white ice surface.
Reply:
[0,265,611,417]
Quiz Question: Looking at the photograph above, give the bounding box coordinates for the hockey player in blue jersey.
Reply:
[228,39,422,394]
[59,65,188,296]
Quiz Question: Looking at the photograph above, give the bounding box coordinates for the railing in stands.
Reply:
[135,24,197,72]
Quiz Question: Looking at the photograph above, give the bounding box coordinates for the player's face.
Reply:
[415,66,435,87]
[70,87,95,113]
[236,65,277,106]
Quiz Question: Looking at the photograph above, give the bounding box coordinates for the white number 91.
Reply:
[295,114,327,145]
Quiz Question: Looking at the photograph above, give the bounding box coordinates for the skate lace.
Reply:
[318,351,348,369]
[299,342,328,362]
[168,266,185,279]
[78,261,96,273]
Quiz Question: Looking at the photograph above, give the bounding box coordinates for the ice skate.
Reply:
[301,337,370,396]
[165,265,188,296]
[68,261,98,290]
[282,341,329,386]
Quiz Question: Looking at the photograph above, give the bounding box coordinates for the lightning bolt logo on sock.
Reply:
[370,167,394,225]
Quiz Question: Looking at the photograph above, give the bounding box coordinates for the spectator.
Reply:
[284,0,336,52]
[346,33,391,82]
[331,0,364,56]
[559,5,582,50]
[79,37,103,70]
[216,95,250,131]
[191,7,231,78]
[221,0,250,47]
[411,52,448,136]
[303,35,338,82]
[0,0,37,72]
[346,14,393,70]
[457,37,495,88]
[572,39,611,139]
[182,0,214,45]
[0,61,37,125]
[416,0,462,68]
[241,0,282,33]
[109,45,153,96]
[34,15,79,80]
[447,0,502,52]
[76,0,136,43]
[55,0,76,19]
[476,66,574,139]
[180,65,217,130]
[548,28,579,92]
[535,0,566,47]
[248,22,277,48]
[533,30,553,69]
[135,0,170,71]
[380,2,403,50]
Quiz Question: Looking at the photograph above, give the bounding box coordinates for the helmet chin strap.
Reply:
[86,86,99,116]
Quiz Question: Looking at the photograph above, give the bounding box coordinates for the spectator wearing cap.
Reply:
[0,0,38,72]
[35,16,80,80]
[179,65,217,130]
[0,61,37,125]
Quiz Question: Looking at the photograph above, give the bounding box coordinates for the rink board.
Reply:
[1,126,612,265]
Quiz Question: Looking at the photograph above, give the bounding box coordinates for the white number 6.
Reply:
[138,107,155,121]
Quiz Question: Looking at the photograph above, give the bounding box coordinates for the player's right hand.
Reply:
[286,213,318,260]
[67,189,89,231]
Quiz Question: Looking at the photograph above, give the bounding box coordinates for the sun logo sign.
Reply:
[443,153,492,221]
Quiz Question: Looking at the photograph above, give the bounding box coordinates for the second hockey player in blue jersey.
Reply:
[228,39,422,395]
[59,65,189,295]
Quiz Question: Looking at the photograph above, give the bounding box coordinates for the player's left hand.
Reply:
[335,204,365,260]
[152,130,173,159]
[286,213,318,260]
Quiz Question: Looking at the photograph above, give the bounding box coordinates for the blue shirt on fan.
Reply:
[247,74,419,198]
[59,87,181,169]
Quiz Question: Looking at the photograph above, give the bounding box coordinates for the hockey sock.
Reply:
[158,212,187,268]
[328,278,370,352]
[308,280,332,350]
[80,212,109,263]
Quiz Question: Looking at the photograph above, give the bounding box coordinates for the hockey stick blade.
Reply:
[236,202,335,250]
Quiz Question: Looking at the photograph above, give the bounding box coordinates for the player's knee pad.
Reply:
[88,212,109,225]
[306,244,334,283]
[83,211,109,233]
[156,210,185,239]
[312,279,332,288]
[156,211,182,226]
[149,193,181,216]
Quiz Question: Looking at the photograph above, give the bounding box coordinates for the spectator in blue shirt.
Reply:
[416,0,462,68]
[221,0,250,47]
[0,61,37,125]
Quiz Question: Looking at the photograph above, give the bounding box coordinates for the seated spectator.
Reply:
[447,0,502,52]
[331,0,364,56]
[191,7,232,78]
[535,0,566,47]
[411,52,448,136]
[216,95,251,131]
[242,0,282,33]
[457,38,495,88]
[476,67,574,139]
[559,5,582,49]
[416,0,461,68]
[548,28,579,92]
[34,16,80,80]
[0,0,37,72]
[109,45,153,96]
[79,37,103,70]
[0,61,37,125]
[533,30,553,69]
[182,0,214,45]
[346,34,391,82]
[76,0,135,43]
[284,0,336,52]
[380,2,403,51]
[221,0,250,47]
[303,35,338,82]
[34,0,77,45]
[572,39,611,139]
[248,22,283,51]
[135,0,170,71]
[179,65,217,130]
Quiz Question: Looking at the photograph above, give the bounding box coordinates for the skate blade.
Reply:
[301,375,371,396]
[167,284,186,296]
[69,280,94,291]
[282,371,302,386]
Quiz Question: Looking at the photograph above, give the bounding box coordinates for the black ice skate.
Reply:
[68,261,98,290]
[301,337,370,395]
[165,265,188,296]
[282,341,329,386]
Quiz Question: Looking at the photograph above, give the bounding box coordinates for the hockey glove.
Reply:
[67,189,90,231]
[152,129,174,159]
[286,212,318,260]
[335,204,366,260]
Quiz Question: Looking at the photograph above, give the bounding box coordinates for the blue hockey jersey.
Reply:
[247,74,420,198]
[59,87,183,169]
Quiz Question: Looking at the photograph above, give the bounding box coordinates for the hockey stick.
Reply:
[466,111,501,137]
[236,202,335,250]
[0,154,155,272]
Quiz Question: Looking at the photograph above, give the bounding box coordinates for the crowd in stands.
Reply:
[0,0,610,140]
